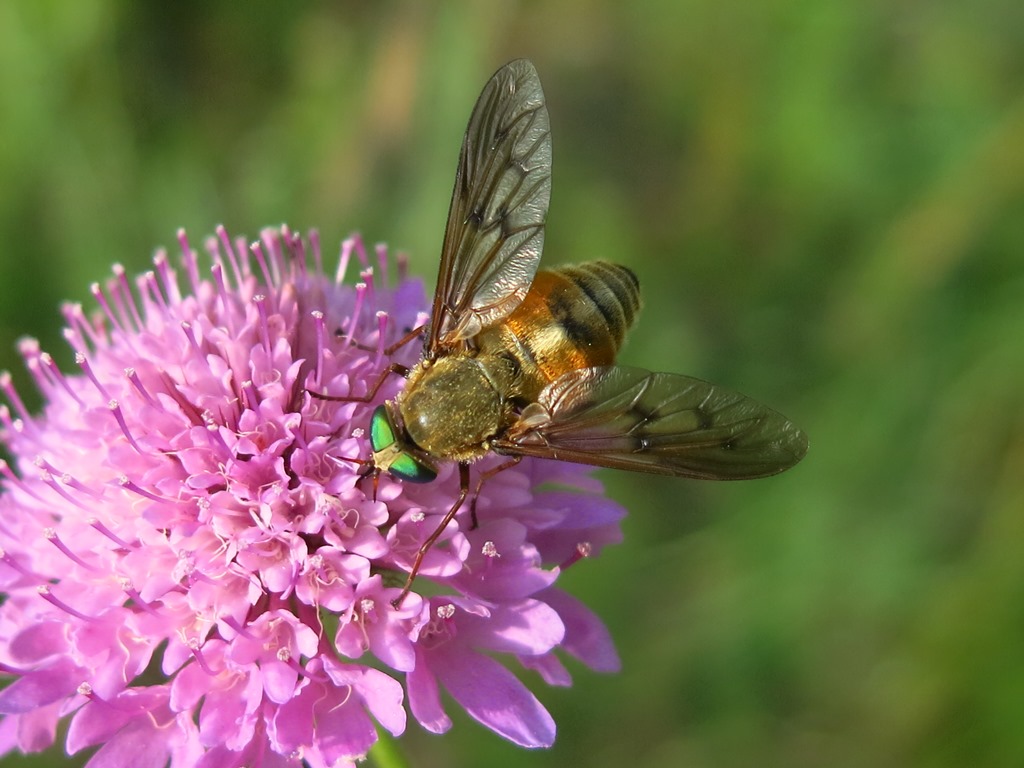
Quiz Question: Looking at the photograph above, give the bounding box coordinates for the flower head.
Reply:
[0,227,623,766]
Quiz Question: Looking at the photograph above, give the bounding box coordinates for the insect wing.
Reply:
[427,58,552,352]
[498,367,808,479]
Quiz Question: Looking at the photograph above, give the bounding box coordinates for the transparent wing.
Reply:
[496,367,808,479]
[426,58,552,353]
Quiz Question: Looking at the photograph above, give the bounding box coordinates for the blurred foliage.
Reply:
[1,1,1023,767]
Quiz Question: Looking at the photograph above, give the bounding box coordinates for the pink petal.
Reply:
[199,675,259,749]
[433,645,555,748]
[347,667,406,738]
[0,659,82,714]
[0,712,18,753]
[67,688,168,754]
[463,599,565,656]
[519,652,572,687]
[196,739,296,768]
[313,699,377,763]
[543,588,621,673]
[320,661,404,728]
[8,621,68,663]
[273,674,378,763]
[6,700,61,752]
[83,717,169,768]
[169,659,210,711]
[261,659,299,704]
[407,648,451,735]
[370,616,418,672]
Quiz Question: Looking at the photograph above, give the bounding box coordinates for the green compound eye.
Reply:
[388,453,437,484]
[369,405,397,452]
[369,405,437,484]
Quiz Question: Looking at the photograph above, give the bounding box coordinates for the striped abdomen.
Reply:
[480,261,641,401]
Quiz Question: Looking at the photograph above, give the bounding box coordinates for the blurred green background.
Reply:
[1,2,1023,767]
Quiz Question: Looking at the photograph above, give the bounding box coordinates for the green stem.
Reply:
[367,729,411,768]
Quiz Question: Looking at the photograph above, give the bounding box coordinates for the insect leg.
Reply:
[468,455,523,529]
[392,462,471,607]
[383,323,427,356]
[309,363,406,493]
[310,319,426,403]
[340,322,427,355]
[308,362,410,403]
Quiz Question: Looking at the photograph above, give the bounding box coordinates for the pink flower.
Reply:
[0,227,623,765]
